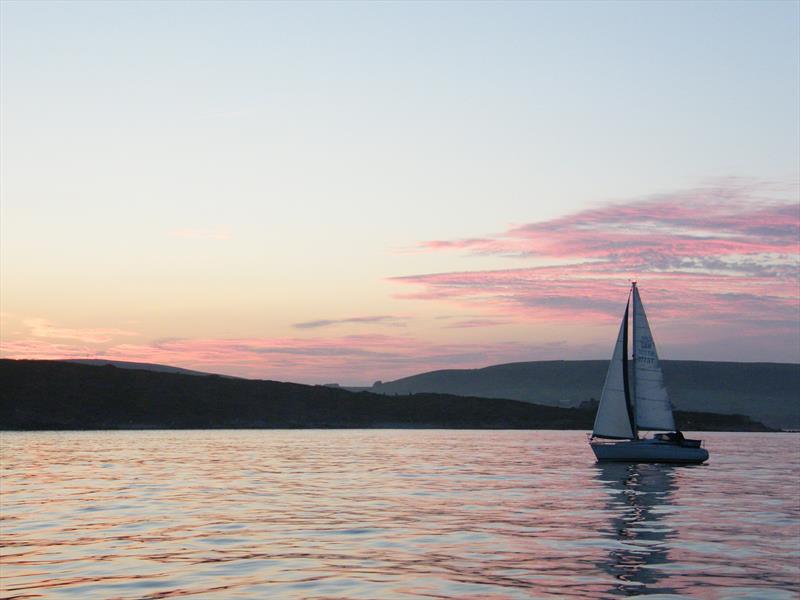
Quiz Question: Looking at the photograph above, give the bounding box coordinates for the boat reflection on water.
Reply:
[595,462,681,596]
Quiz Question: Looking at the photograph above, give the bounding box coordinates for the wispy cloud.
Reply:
[0,340,97,360]
[23,318,139,344]
[292,315,408,330]
[392,181,800,357]
[443,319,511,329]
[418,183,798,272]
[0,334,581,384]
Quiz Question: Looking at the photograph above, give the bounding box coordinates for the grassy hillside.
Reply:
[371,360,800,429]
[0,359,772,431]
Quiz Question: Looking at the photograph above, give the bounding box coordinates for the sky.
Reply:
[1,0,798,384]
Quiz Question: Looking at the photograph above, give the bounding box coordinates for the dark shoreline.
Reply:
[1,359,775,432]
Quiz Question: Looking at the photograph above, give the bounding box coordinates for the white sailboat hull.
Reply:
[590,438,709,464]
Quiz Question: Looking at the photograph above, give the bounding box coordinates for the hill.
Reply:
[0,359,771,431]
[370,360,800,429]
[65,359,217,376]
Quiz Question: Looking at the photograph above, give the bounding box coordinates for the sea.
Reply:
[1,430,798,599]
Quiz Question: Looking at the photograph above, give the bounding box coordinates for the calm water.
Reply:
[1,431,798,599]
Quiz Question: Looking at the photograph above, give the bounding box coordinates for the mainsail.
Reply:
[632,286,676,431]
[592,296,635,439]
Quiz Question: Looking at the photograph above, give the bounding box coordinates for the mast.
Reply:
[621,294,636,438]
[630,281,638,438]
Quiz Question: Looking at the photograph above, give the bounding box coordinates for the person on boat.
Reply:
[665,430,685,443]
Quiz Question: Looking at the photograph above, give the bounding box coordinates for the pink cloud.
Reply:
[23,318,139,344]
[394,182,800,359]
[0,340,97,360]
[420,186,798,268]
[0,334,585,384]
[396,267,798,334]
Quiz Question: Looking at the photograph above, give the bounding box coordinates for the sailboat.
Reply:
[589,282,709,464]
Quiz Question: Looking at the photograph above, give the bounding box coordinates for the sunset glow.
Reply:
[1,1,798,383]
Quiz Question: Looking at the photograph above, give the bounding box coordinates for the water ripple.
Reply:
[1,430,798,598]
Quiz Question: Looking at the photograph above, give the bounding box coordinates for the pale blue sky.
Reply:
[1,1,798,381]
